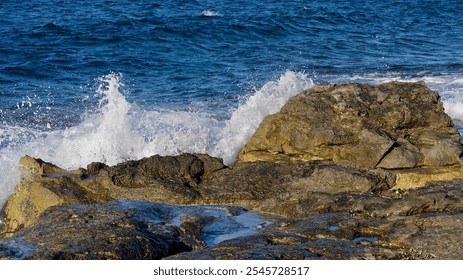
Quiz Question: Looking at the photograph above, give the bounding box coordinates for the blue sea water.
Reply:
[1,0,463,207]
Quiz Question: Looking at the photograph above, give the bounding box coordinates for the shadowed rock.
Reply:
[0,201,200,259]
[198,160,394,216]
[1,154,225,235]
[0,201,264,260]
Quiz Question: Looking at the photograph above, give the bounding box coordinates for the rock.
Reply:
[2,181,463,259]
[1,157,94,235]
[0,201,264,260]
[289,182,463,218]
[168,205,463,260]
[239,82,462,169]
[198,160,395,216]
[88,153,225,189]
[2,154,395,234]
[392,166,463,189]
[1,154,224,235]
[378,212,463,259]
[261,212,463,260]
[18,155,72,180]
[0,201,204,259]
[166,234,322,260]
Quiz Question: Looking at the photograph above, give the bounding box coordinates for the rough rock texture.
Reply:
[0,201,260,260]
[0,201,205,260]
[198,160,395,216]
[1,154,225,235]
[392,166,463,189]
[169,182,463,260]
[1,155,396,233]
[239,82,462,169]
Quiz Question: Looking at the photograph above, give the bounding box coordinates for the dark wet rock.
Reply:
[232,214,462,260]
[0,201,264,260]
[2,172,463,259]
[239,82,462,169]
[0,201,198,259]
[278,182,463,218]
[198,160,394,216]
[1,154,225,234]
[85,153,225,203]
[2,155,395,233]
[379,212,463,259]
[87,153,225,189]
[170,183,463,260]
[166,232,399,260]
[166,233,321,260]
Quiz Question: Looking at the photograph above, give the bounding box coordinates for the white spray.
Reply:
[0,71,313,209]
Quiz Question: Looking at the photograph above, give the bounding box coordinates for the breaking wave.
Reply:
[0,71,313,208]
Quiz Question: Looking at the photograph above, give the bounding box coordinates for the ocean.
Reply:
[1,0,463,209]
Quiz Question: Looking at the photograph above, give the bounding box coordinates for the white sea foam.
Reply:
[213,71,314,164]
[201,10,221,17]
[0,71,313,210]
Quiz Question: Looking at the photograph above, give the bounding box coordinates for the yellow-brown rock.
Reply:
[239,82,463,170]
[392,165,463,189]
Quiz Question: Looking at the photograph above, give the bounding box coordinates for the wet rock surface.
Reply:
[198,160,395,216]
[168,183,463,260]
[0,201,263,260]
[2,157,463,259]
[1,154,225,234]
[0,201,199,260]
[1,81,463,259]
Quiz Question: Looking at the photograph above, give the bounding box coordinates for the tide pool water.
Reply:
[1,0,463,209]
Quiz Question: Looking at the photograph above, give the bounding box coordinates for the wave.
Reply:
[201,10,221,17]
[0,71,313,210]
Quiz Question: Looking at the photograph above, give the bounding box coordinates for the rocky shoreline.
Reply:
[1,81,463,259]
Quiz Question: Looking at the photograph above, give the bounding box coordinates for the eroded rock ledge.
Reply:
[1,81,463,259]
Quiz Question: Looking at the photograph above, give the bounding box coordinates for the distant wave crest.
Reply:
[201,10,221,17]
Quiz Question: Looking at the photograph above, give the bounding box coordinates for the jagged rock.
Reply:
[198,160,395,216]
[84,153,225,204]
[0,201,204,259]
[239,82,463,170]
[283,181,463,218]
[2,154,396,234]
[2,181,463,259]
[0,201,263,260]
[165,234,322,260]
[18,155,72,179]
[1,154,224,235]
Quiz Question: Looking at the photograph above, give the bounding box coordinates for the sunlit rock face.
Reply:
[240,81,462,169]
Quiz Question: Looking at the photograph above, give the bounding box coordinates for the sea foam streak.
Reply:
[0,71,313,210]
[201,10,221,17]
